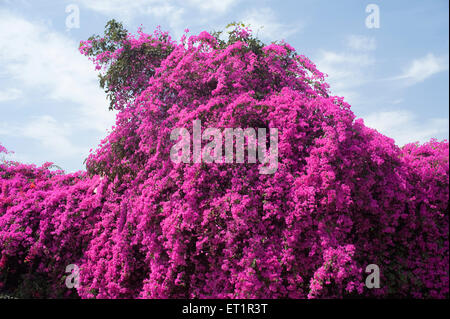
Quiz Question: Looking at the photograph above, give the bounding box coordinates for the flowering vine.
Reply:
[0,21,448,299]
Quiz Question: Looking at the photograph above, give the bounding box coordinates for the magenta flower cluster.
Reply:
[0,25,448,298]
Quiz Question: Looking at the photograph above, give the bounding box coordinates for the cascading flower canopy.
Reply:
[0,21,448,299]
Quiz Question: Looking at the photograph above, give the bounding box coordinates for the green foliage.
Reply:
[81,19,174,110]
[211,21,265,55]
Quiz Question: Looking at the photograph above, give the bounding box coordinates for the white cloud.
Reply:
[0,115,87,159]
[187,0,239,13]
[391,98,404,105]
[0,88,22,102]
[363,110,449,146]
[0,10,115,170]
[347,35,376,51]
[77,0,186,35]
[148,3,185,32]
[317,51,375,81]
[241,8,301,40]
[77,0,159,19]
[314,34,378,106]
[23,116,86,158]
[315,50,375,104]
[78,0,238,18]
[76,0,238,37]
[0,10,114,132]
[393,53,449,86]
[1,0,31,6]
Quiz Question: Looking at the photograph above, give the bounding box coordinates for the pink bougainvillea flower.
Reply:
[0,22,448,299]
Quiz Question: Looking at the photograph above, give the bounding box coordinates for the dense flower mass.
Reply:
[0,22,448,298]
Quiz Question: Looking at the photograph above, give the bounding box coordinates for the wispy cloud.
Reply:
[0,88,22,103]
[21,116,78,155]
[77,0,159,19]
[315,36,376,105]
[363,110,449,146]
[316,51,375,87]
[392,53,449,86]
[77,0,238,36]
[78,0,239,16]
[347,35,376,51]
[241,7,302,40]
[316,50,375,104]
[0,10,114,132]
[0,9,115,170]
[0,115,87,158]
[77,0,185,32]
[187,0,239,13]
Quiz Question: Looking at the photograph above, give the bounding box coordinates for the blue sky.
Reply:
[0,0,448,172]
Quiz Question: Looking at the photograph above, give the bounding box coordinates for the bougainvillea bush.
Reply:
[0,21,448,298]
